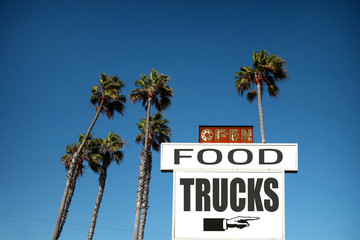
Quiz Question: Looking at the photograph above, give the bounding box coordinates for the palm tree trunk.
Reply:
[58,166,80,235]
[88,163,108,240]
[138,151,152,240]
[143,97,152,150]
[52,99,105,240]
[133,149,148,240]
[133,98,152,240]
[256,82,266,143]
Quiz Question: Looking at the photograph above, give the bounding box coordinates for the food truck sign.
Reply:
[161,143,298,240]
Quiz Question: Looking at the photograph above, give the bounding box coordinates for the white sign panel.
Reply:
[173,171,284,240]
[162,143,298,172]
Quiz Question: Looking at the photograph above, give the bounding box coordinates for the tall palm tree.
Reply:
[88,133,125,240]
[129,69,173,240]
[235,50,288,143]
[58,134,100,234]
[53,74,126,240]
[135,112,171,240]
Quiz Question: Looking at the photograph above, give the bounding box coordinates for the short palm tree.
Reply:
[129,69,173,240]
[135,112,171,151]
[135,112,171,240]
[58,134,100,234]
[235,50,288,143]
[88,133,125,240]
[53,74,126,240]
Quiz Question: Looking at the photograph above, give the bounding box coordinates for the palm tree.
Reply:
[88,133,125,240]
[135,112,171,151]
[53,74,126,240]
[135,112,171,240]
[129,69,173,240]
[58,134,100,234]
[235,50,288,143]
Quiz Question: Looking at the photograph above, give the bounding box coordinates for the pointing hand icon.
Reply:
[226,216,260,229]
[203,216,259,231]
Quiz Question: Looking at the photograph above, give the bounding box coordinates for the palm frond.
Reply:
[134,77,146,87]
[267,84,279,97]
[246,90,257,102]
[235,66,254,96]
[259,53,288,81]
[129,88,148,104]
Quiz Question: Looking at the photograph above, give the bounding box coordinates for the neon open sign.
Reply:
[199,126,253,143]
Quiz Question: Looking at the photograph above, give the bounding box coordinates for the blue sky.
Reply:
[0,0,359,239]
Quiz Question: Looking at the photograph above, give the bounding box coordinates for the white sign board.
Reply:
[161,143,298,172]
[173,171,284,240]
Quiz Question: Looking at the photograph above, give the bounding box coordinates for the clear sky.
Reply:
[1,0,359,239]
